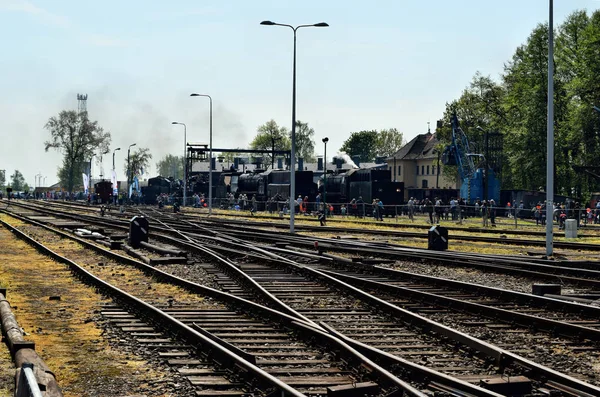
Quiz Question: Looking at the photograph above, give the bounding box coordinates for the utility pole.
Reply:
[546,0,554,257]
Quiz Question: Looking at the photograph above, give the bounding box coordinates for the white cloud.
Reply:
[0,0,69,27]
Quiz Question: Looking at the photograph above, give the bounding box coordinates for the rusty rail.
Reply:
[0,290,63,397]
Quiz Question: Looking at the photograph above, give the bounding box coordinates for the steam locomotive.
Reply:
[319,168,404,205]
[216,169,317,208]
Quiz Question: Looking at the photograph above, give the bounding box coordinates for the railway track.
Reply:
[5,202,600,395]
[13,200,600,251]
[0,209,493,396]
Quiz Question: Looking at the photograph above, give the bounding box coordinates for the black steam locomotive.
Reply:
[320,168,404,205]
[141,176,178,204]
[94,180,113,203]
[216,169,318,208]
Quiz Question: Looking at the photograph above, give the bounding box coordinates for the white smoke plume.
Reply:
[334,151,359,169]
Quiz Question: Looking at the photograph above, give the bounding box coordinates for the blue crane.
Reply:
[442,114,500,203]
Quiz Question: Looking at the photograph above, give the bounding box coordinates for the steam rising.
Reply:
[334,151,359,169]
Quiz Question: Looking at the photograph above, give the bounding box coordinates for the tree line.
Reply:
[437,9,600,200]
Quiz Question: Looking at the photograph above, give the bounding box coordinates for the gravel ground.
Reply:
[154,258,219,290]
[422,309,600,385]
[384,260,588,295]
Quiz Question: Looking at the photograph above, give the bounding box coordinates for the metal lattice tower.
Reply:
[77,93,88,113]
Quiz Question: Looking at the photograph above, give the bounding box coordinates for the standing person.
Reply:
[489,199,496,226]
[350,198,357,218]
[251,194,257,214]
[356,196,365,218]
[425,198,434,224]
[434,197,442,223]
[482,200,489,227]
[315,193,321,213]
[407,197,415,222]
[371,199,378,220]
[377,199,384,221]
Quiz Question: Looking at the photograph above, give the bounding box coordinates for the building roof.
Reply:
[388,132,439,161]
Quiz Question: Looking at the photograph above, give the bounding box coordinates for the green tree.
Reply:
[124,148,152,181]
[10,170,25,191]
[374,128,405,158]
[250,120,291,167]
[44,110,111,193]
[0,170,5,189]
[294,120,316,162]
[156,154,183,179]
[339,130,378,162]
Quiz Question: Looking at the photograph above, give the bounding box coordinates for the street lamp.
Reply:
[190,93,213,214]
[112,148,121,171]
[546,0,554,257]
[127,143,136,200]
[172,121,187,207]
[476,126,490,201]
[43,177,47,187]
[260,20,329,233]
[90,154,95,187]
[35,173,41,188]
[322,137,329,213]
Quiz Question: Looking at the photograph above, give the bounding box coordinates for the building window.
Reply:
[416,165,419,175]
[422,179,428,188]
[421,165,424,175]
[398,165,401,176]
[432,165,436,175]
[426,165,429,175]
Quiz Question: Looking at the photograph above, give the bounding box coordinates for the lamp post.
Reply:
[90,154,95,190]
[35,173,41,188]
[127,143,136,200]
[172,122,187,207]
[322,137,329,213]
[476,126,490,201]
[190,93,213,214]
[43,177,47,187]
[112,148,121,171]
[546,0,554,257]
[99,150,109,179]
[260,20,329,233]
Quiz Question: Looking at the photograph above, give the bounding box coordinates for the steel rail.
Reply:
[190,229,600,397]
[2,205,505,397]
[0,210,435,396]
[188,214,600,248]
[257,244,600,332]
[0,217,306,397]
[319,268,600,341]
[11,200,600,290]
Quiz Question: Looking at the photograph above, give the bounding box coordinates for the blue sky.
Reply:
[1,0,598,187]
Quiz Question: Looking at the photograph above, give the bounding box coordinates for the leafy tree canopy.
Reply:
[124,148,152,180]
[340,129,404,162]
[374,128,405,158]
[44,110,111,193]
[438,9,600,200]
[10,170,25,191]
[156,154,183,179]
[250,120,291,167]
[294,120,317,162]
